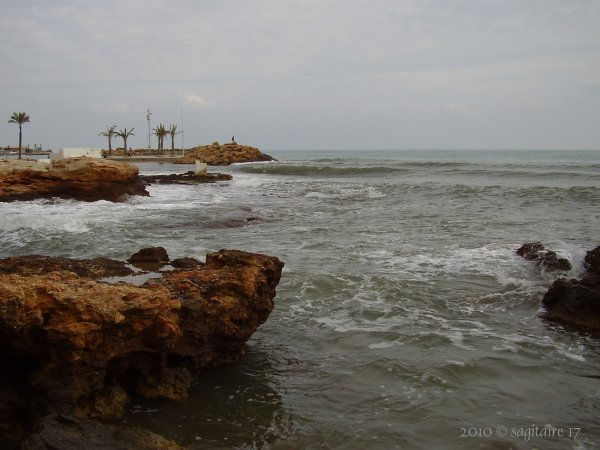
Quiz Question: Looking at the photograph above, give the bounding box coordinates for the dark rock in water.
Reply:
[538,251,572,272]
[0,248,283,447]
[541,245,600,332]
[542,278,600,331]
[128,246,170,264]
[171,257,202,269]
[516,242,571,271]
[516,242,545,260]
[139,171,232,185]
[23,414,180,449]
[584,246,600,275]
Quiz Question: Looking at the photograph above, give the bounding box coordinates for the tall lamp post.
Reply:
[180,108,185,156]
[145,109,152,150]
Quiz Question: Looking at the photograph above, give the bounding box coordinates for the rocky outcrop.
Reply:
[176,142,274,165]
[0,158,148,202]
[0,248,283,447]
[139,171,233,184]
[516,242,572,271]
[541,246,600,332]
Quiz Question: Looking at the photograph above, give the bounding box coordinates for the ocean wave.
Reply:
[234,164,408,177]
[233,160,600,180]
[452,168,600,178]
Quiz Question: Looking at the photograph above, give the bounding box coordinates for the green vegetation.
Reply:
[8,112,30,160]
[167,124,181,151]
[152,124,168,154]
[98,125,117,151]
[115,128,135,153]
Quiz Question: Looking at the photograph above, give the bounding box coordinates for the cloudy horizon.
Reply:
[1,0,599,151]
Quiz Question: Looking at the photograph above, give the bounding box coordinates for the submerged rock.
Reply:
[541,245,600,332]
[176,142,274,165]
[516,242,572,271]
[538,251,572,272]
[0,157,148,202]
[516,242,545,260]
[139,171,233,184]
[0,248,283,446]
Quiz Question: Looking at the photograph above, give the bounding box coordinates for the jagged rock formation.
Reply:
[541,246,600,332]
[516,242,572,271]
[0,248,283,447]
[176,142,274,165]
[139,171,233,184]
[0,158,148,202]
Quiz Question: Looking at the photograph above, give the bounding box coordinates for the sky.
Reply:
[1,0,599,151]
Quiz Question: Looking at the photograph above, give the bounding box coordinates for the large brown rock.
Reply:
[0,157,148,202]
[176,142,274,165]
[0,249,283,446]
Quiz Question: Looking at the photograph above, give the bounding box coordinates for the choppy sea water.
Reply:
[1,149,599,449]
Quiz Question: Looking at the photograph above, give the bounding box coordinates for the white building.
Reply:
[51,148,103,161]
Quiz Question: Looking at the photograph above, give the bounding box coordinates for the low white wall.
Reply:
[51,148,103,161]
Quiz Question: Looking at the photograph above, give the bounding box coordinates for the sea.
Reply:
[1,149,599,449]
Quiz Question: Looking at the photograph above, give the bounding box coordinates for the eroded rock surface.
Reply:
[542,245,600,332]
[0,158,148,202]
[0,248,283,447]
[176,142,274,165]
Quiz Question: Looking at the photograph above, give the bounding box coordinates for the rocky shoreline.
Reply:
[0,158,148,202]
[0,247,283,448]
[0,158,236,203]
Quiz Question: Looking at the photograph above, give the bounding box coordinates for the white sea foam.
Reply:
[368,341,397,349]
[305,191,332,199]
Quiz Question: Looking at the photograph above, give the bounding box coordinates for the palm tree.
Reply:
[8,112,30,160]
[115,128,134,155]
[98,124,117,152]
[152,124,168,154]
[167,124,181,152]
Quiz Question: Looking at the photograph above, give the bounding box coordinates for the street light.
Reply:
[145,109,152,150]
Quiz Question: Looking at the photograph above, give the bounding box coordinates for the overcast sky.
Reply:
[1,0,599,150]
